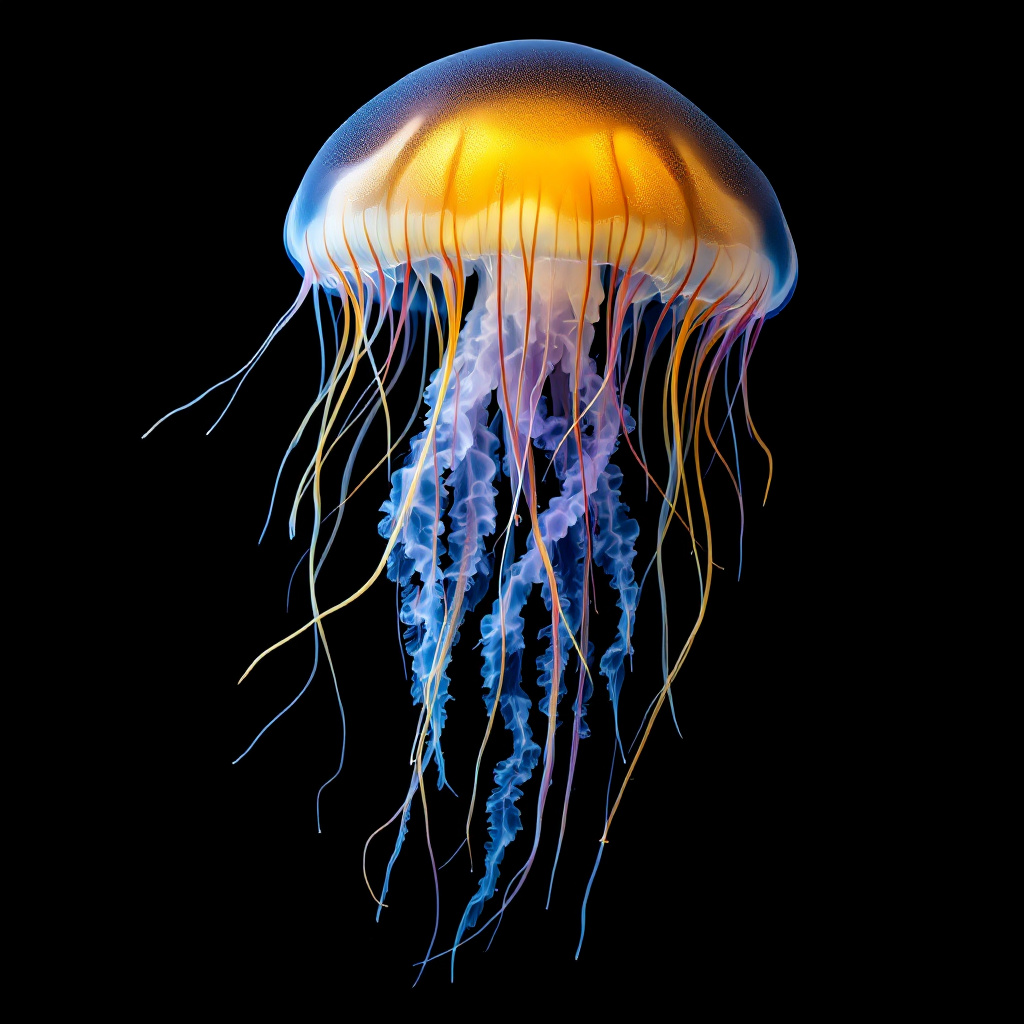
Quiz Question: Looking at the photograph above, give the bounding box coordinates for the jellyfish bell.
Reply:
[285,39,795,319]
[151,39,797,980]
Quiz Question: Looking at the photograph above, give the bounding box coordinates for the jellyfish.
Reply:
[147,40,796,979]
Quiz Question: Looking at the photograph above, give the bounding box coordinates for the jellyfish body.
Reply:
[163,40,796,977]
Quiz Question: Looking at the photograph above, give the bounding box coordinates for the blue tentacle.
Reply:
[591,460,641,757]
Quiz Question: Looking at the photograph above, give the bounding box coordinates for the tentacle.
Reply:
[591,459,640,758]
[370,274,503,904]
[454,266,622,954]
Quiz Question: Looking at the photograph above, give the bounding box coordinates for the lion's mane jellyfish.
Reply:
[148,40,796,979]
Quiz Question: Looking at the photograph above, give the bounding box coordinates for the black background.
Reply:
[133,19,847,1008]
